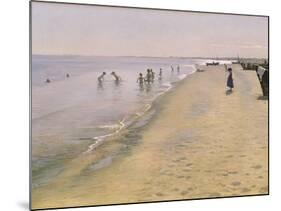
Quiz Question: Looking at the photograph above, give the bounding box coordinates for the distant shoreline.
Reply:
[31,54,268,61]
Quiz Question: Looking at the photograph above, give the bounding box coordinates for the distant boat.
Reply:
[206,61,219,66]
[232,55,241,64]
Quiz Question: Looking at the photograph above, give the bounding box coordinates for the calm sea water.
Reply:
[31,55,216,188]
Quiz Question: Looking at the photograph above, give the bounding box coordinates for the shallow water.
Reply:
[32,55,226,188]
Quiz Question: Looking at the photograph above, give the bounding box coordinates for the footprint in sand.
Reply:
[185,176,192,180]
[172,188,179,192]
[208,192,221,197]
[231,181,241,186]
[159,169,168,175]
[185,163,193,167]
[228,171,238,175]
[180,190,189,196]
[241,188,251,193]
[177,175,185,179]
[155,192,165,197]
[218,183,226,187]
[177,144,186,148]
[259,186,268,193]
[179,157,187,161]
[252,165,263,169]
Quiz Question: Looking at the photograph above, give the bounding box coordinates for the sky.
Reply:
[32,2,268,58]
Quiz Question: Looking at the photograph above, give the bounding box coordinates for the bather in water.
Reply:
[98,72,106,82]
[111,71,121,82]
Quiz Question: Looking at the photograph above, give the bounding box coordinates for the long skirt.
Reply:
[227,74,234,88]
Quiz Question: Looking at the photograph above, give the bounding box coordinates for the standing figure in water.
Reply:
[111,71,121,82]
[151,69,155,82]
[177,65,180,73]
[226,68,234,91]
[171,66,174,72]
[98,72,106,82]
[137,73,145,84]
[159,68,162,80]
[145,69,152,83]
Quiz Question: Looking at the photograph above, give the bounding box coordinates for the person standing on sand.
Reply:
[226,68,234,91]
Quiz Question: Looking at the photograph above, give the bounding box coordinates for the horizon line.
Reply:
[31,54,268,60]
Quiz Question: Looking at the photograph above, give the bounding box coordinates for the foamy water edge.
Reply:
[83,65,197,154]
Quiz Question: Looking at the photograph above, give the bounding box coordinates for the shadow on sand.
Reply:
[225,89,233,96]
[257,95,268,100]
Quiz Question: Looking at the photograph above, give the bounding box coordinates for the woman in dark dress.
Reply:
[227,68,234,91]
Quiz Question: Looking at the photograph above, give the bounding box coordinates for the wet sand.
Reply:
[32,64,268,209]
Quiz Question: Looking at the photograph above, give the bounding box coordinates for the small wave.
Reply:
[162,82,172,88]
[84,102,154,154]
[177,73,187,80]
[152,83,172,101]
[98,124,122,130]
[84,65,197,154]
[84,117,126,153]
[135,103,152,117]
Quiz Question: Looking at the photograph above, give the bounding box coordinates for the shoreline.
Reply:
[82,69,196,154]
[32,64,268,209]
[32,67,195,189]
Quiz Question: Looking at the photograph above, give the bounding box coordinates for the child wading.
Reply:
[98,72,106,82]
[137,73,144,84]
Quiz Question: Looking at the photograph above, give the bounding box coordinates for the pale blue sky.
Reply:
[32,2,268,58]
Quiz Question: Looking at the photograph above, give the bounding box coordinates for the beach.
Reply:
[32,64,268,209]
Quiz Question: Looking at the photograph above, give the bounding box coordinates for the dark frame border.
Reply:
[29,1,270,210]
